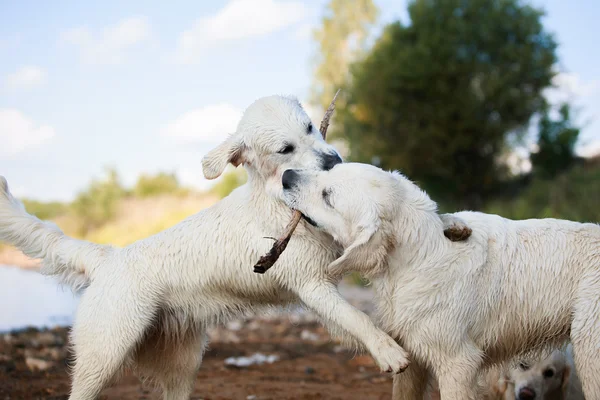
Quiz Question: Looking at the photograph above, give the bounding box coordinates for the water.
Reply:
[0,265,79,332]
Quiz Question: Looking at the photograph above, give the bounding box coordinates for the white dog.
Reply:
[427,346,585,400]
[0,96,477,400]
[280,163,600,400]
[500,345,584,400]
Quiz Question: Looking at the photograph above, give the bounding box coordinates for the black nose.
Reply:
[321,152,342,171]
[282,169,299,190]
[518,387,536,400]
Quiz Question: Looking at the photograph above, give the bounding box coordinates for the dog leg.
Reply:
[134,328,208,400]
[68,283,156,400]
[435,357,481,400]
[571,290,600,399]
[297,281,410,373]
[391,360,428,400]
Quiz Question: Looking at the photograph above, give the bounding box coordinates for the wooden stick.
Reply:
[253,90,341,274]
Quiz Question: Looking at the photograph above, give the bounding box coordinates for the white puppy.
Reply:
[280,163,600,400]
[500,345,584,400]
[1,96,442,400]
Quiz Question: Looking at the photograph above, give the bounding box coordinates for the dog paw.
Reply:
[369,336,410,374]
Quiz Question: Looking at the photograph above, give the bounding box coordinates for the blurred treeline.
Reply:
[311,0,599,223]
[7,0,599,255]
[10,169,245,249]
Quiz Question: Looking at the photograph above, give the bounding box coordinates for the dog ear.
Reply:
[327,222,382,276]
[202,135,245,180]
[561,365,571,393]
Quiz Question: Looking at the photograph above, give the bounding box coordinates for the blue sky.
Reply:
[1,0,599,201]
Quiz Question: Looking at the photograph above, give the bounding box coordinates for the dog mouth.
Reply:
[301,213,319,228]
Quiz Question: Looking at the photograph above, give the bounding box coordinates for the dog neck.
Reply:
[384,175,450,273]
[243,168,328,240]
[245,170,289,217]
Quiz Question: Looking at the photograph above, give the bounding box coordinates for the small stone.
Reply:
[226,320,243,331]
[304,366,315,375]
[3,334,14,344]
[370,376,390,384]
[333,345,345,353]
[36,331,60,346]
[25,357,54,372]
[300,330,320,341]
[247,395,257,400]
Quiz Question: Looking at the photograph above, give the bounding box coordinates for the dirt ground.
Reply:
[0,288,396,400]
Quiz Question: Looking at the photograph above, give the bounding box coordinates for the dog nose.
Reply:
[282,169,299,190]
[518,387,536,400]
[321,152,342,171]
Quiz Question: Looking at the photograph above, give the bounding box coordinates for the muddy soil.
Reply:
[0,305,394,400]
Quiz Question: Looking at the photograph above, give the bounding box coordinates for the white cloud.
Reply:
[162,104,243,144]
[0,109,55,157]
[5,66,46,89]
[61,16,151,65]
[8,185,30,199]
[292,23,313,41]
[577,140,600,158]
[545,72,600,105]
[176,0,307,63]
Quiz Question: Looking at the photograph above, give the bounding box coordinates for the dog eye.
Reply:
[322,188,333,208]
[306,123,313,134]
[518,362,530,371]
[278,144,295,154]
[542,368,555,378]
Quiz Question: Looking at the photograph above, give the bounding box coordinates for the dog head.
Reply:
[508,350,571,400]
[280,163,403,276]
[202,95,342,199]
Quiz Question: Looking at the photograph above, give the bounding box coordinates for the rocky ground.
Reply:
[0,284,395,400]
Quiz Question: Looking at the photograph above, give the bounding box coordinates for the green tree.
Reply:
[311,0,378,112]
[339,0,557,209]
[485,164,600,223]
[530,103,580,179]
[134,172,184,197]
[70,168,126,235]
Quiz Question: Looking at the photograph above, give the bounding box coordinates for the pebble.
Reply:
[25,357,54,372]
[300,330,320,342]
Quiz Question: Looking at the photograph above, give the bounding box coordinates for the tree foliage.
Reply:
[134,172,185,197]
[21,199,67,220]
[530,103,580,179]
[486,164,600,223]
[70,168,126,235]
[339,0,557,209]
[311,0,378,111]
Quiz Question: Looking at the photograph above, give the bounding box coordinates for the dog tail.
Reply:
[0,176,112,290]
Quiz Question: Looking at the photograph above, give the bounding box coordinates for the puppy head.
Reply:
[509,350,570,400]
[202,95,342,198]
[281,163,401,276]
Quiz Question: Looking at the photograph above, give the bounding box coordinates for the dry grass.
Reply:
[0,193,219,267]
